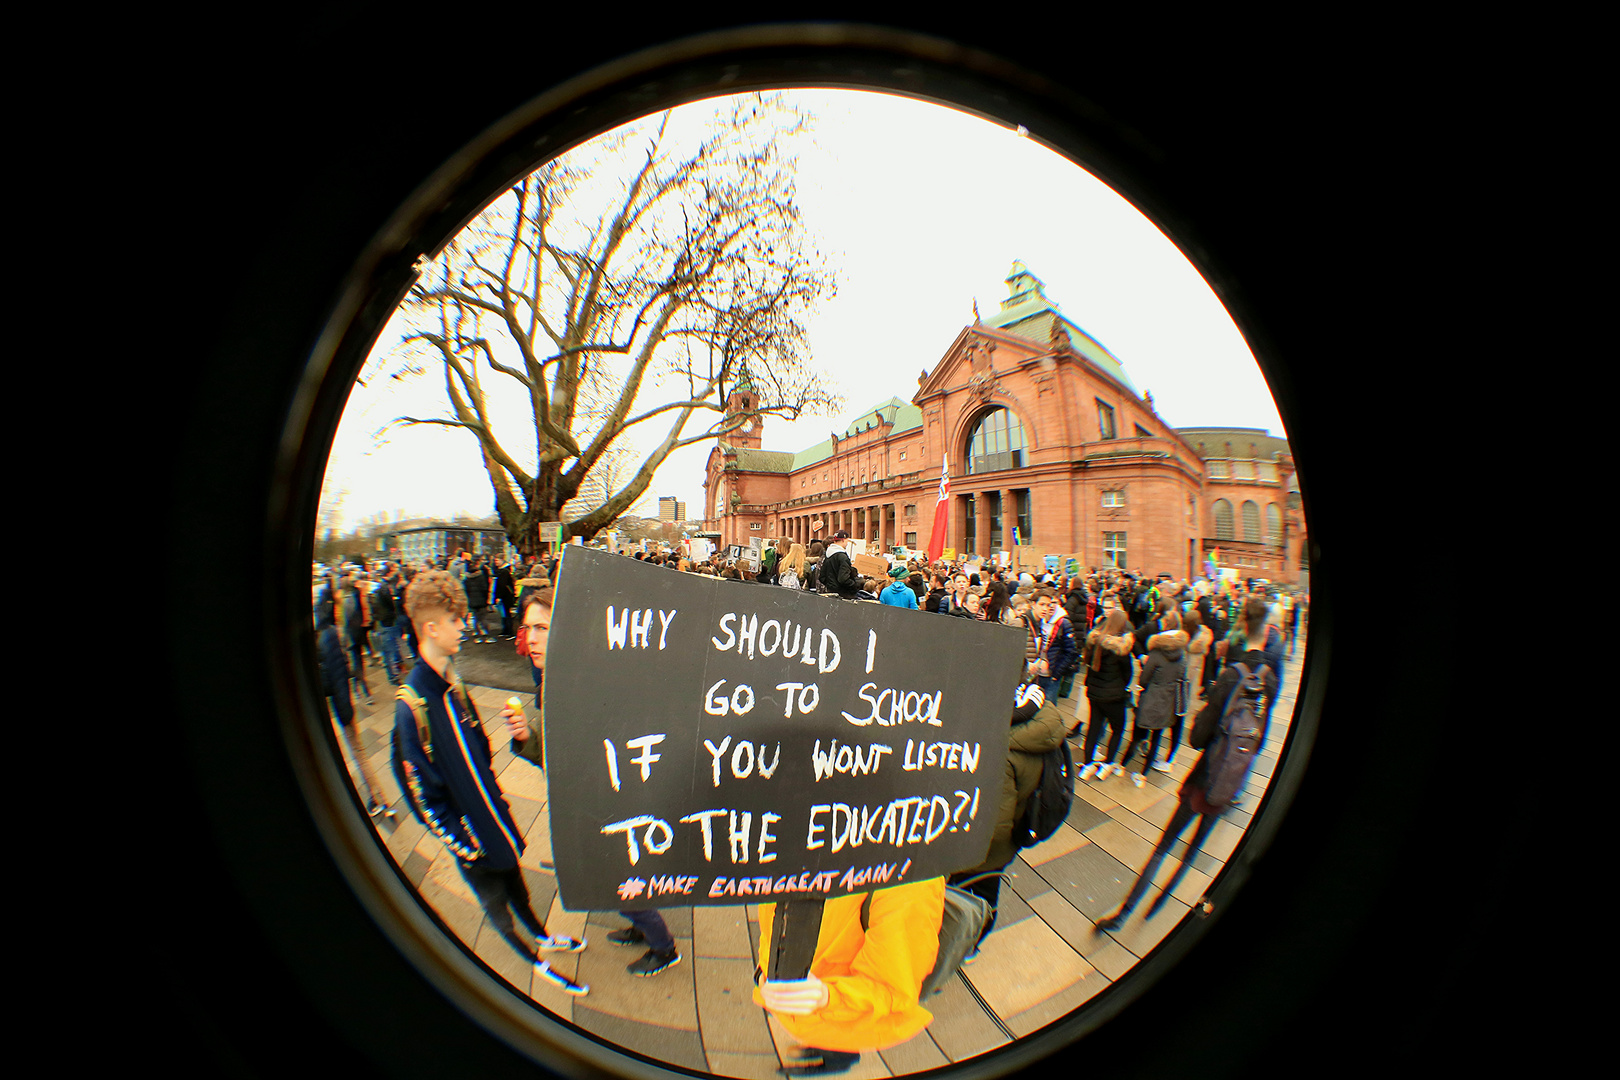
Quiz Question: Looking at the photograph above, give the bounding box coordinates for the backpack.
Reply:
[391,676,481,825]
[1202,661,1273,806]
[859,881,993,998]
[1014,738,1074,849]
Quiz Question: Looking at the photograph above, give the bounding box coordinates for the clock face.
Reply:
[743,419,756,433]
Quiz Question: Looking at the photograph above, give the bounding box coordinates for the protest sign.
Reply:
[1044,555,1061,573]
[542,546,1026,911]
[852,553,889,579]
[942,548,956,562]
[1065,556,1081,577]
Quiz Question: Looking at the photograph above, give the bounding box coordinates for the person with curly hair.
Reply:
[391,571,589,996]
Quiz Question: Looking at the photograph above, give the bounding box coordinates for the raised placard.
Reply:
[852,553,890,580]
[542,546,1026,910]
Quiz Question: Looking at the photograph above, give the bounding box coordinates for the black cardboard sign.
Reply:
[542,546,1027,910]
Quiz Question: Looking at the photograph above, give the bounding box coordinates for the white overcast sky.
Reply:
[323,89,1284,533]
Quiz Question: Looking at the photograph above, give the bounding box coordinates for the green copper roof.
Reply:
[731,447,796,473]
[732,359,755,396]
[842,396,923,437]
[793,438,835,469]
[1174,427,1291,461]
[986,263,1138,396]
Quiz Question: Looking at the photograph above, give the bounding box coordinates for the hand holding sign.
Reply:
[760,974,830,1015]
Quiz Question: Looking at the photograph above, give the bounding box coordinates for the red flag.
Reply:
[926,453,950,562]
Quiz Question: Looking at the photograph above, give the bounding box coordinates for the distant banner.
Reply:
[543,547,1026,910]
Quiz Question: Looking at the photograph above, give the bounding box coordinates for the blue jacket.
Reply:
[879,581,919,609]
[391,660,528,871]
[1040,614,1082,677]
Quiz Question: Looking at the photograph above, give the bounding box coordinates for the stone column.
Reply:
[965,492,977,560]
[1001,488,1017,568]
[953,493,969,561]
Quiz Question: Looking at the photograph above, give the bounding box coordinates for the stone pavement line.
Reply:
[327,627,1307,1073]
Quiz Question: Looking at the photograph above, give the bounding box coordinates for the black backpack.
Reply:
[1203,661,1274,806]
[1014,736,1074,849]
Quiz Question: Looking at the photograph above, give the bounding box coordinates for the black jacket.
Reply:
[820,547,859,598]
[372,584,397,628]
[464,566,490,607]
[1082,629,1136,703]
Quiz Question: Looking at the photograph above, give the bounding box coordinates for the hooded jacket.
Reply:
[753,878,945,1053]
[391,659,528,871]
[1134,629,1190,729]
[961,684,1069,876]
[879,580,919,608]
[1082,628,1136,703]
[820,544,859,598]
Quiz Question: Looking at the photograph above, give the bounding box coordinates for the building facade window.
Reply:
[903,504,916,518]
[1234,460,1256,480]
[1103,531,1127,568]
[1266,503,1281,547]
[988,491,1003,551]
[898,451,906,461]
[1242,500,1261,543]
[904,531,917,547]
[1096,400,1117,440]
[1214,499,1235,540]
[1208,459,1230,478]
[1101,489,1124,507]
[965,408,1027,475]
[1135,423,1152,439]
[1017,489,1032,543]
[964,494,976,551]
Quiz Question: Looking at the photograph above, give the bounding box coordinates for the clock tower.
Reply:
[722,360,763,451]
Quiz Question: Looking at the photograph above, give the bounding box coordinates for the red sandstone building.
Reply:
[702,265,1306,584]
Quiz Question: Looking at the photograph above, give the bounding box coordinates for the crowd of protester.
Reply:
[311,532,1304,1072]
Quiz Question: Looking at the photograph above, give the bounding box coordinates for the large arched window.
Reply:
[1242,500,1261,543]
[965,407,1027,474]
[1266,503,1281,547]
[1213,498,1235,540]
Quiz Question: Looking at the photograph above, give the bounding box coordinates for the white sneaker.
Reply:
[1131,772,1145,788]
[1110,764,1126,779]
[1094,763,1112,780]
[1151,759,1174,774]
[536,934,586,953]
[1078,762,1098,781]
[534,959,589,996]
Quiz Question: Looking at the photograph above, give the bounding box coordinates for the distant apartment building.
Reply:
[658,496,687,524]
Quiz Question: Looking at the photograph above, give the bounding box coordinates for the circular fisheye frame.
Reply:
[145,14,1477,1080]
[239,23,1371,1080]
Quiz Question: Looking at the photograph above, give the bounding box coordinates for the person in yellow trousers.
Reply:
[753,877,946,1076]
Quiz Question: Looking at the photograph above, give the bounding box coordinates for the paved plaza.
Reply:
[335,626,1305,1076]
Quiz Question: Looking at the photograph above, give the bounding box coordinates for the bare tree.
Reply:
[374,94,841,555]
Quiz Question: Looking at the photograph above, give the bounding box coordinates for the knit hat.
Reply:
[887,564,907,577]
